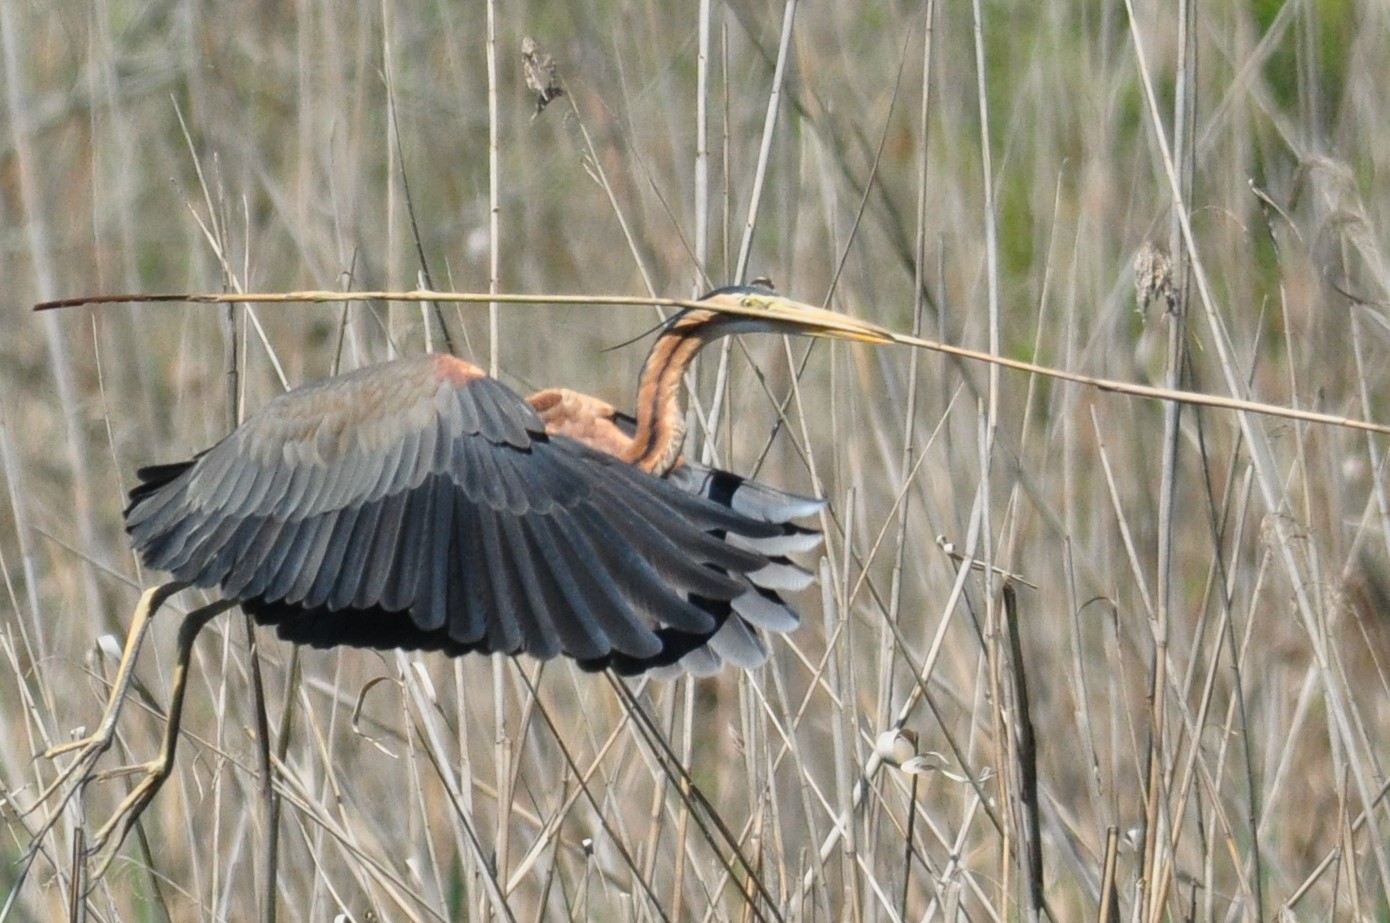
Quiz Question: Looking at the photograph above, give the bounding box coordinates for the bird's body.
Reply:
[127,351,815,674]
[123,288,887,675]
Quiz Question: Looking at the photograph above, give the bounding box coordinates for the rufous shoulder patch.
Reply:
[429,354,487,387]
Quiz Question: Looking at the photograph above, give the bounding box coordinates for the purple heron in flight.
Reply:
[35,284,890,871]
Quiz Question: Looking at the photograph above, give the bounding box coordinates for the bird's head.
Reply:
[670,284,894,345]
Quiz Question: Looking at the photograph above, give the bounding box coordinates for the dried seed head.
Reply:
[522,36,565,119]
[1133,241,1175,315]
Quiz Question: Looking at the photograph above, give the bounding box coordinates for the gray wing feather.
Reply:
[568,502,719,634]
[263,514,332,602]
[415,482,454,632]
[222,514,289,596]
[379,485,430,613]
[358,491,410,609]
[495,514,562,659]
[707,614,767,670]
[445,491,486,645]
[668,462,827,523]
[512,515,613,659]
[474,506,524,652]
[281,513,339,604]
[336,497,386,607]
[731,584,801,633]
[298,503,364,607]
[535,508,661,657]
[238,515,314,600]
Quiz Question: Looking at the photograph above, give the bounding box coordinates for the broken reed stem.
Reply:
[1003,581,1044,918]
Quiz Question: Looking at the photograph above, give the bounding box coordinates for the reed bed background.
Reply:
[3,1,1388,921]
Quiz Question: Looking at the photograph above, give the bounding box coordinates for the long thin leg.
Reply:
[24,582,188,828]
[12,582,188,903]
[85,598,238,876]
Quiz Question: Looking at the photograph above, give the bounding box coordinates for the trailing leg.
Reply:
[84,598,237,876]
[26,583,188,831]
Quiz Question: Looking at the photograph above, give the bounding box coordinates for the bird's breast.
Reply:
[527,388,633,459]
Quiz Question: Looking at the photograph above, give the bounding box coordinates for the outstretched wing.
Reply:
[125,354,791,668]
[526,395,825,676]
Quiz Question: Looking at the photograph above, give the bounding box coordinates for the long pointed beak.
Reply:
[695,290,895,344]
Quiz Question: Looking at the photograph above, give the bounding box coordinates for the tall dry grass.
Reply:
[3,1,1390,921]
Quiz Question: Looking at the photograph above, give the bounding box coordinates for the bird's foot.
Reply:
[83,757,175,876]
[10,723,125,895]
[22,724,119,826]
